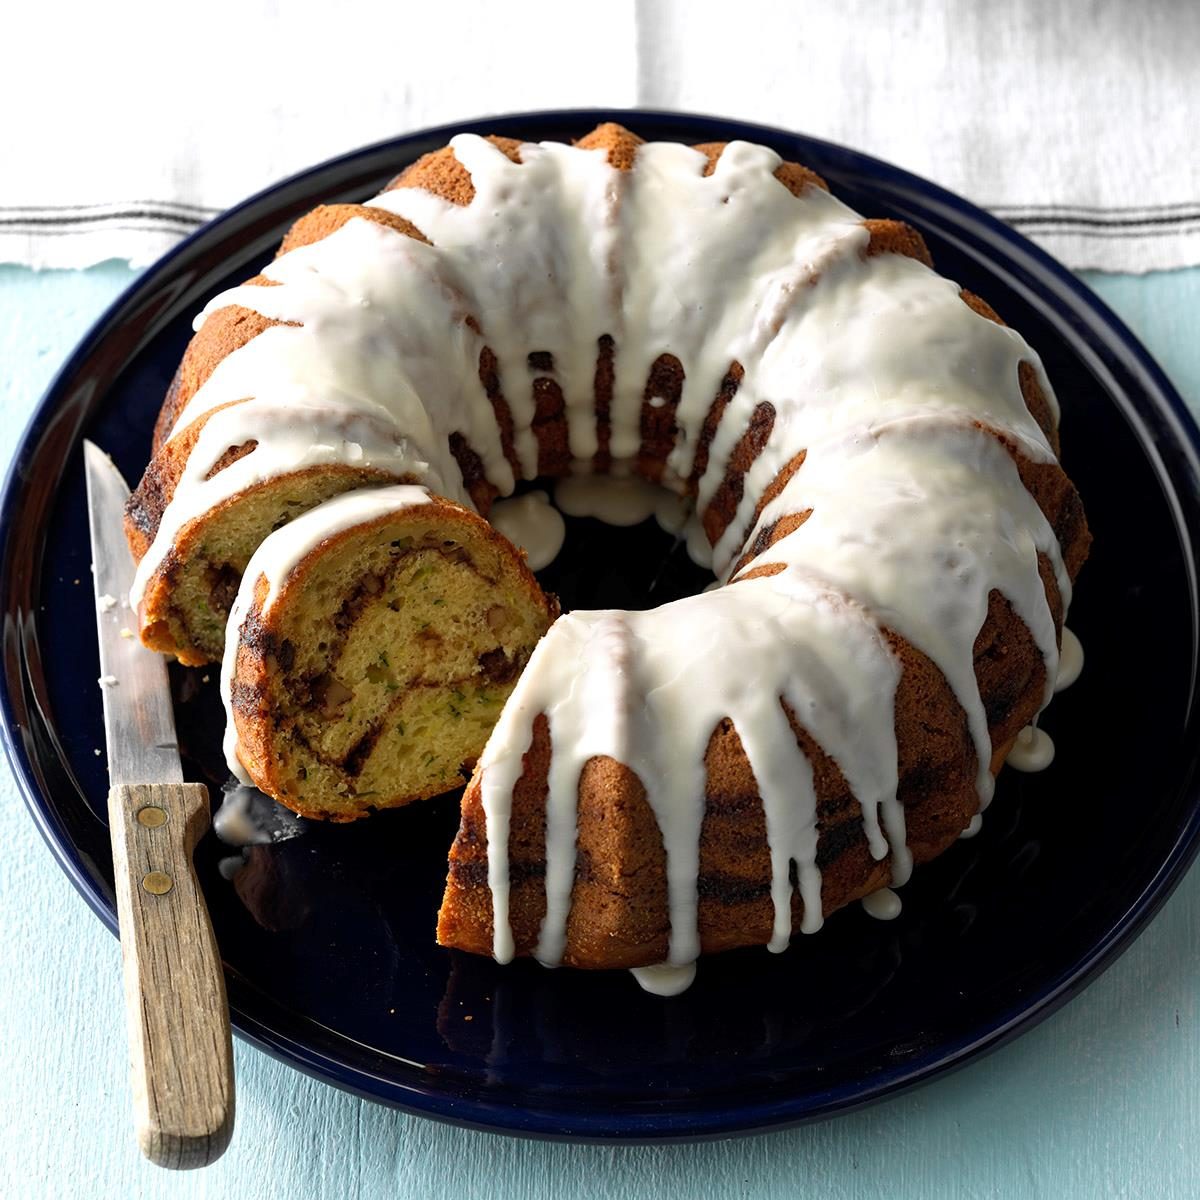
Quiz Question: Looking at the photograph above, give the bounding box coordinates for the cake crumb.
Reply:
[97,593,118,613]
[119,628,134,639]
[98,674,118,688]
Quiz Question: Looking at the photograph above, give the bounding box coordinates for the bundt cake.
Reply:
[124,122,1090,987]
[222,485,555,820]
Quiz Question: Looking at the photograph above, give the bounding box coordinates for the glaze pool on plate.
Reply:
[4,110,1200,1141]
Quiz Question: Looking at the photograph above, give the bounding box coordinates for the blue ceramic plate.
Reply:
[4,110,1200,1142]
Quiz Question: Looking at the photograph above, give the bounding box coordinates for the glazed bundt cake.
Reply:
[222,485,555,820]
[124,122,1090,986]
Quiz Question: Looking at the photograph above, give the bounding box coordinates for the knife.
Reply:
[84,439,234,1169]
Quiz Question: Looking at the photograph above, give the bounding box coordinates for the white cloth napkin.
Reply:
[4,0,1196,273]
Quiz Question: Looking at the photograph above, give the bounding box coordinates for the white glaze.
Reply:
[653,491,691,536]
[554,475,669,527]
[221,486,430,781]
[133,132,1078,985]
[861,887,903,921]
[217,856,247,881]
[1007,725,1056,772]
[488,491,565,571]
[960,813,984,840]
[738,422,1066,811]
[212,790,267,846]
[1055,626,1083,692]
[630,962,698,996]
[213,784,305,847]
[685,522,715,571]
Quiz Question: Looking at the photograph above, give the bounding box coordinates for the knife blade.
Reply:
[86,442,183,788]
[84,439,234,1170]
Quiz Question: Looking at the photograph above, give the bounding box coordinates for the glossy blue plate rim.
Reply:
[3,107,1200,1141]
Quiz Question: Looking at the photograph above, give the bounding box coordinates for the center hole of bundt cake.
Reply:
[520,480,714,612]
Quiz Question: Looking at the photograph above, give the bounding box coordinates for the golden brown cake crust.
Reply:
[278,204,428,256]
[128,400,254,560]
[150,275,282,455]
[384,135,525,204]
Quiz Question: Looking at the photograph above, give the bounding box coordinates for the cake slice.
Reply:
[126,396,436,665]
[222,485,556,820]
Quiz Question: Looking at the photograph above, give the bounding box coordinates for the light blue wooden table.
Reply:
[2,262,1198,1199]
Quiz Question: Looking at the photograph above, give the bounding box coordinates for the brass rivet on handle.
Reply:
[136,806,167,828]
[141,871,174,895]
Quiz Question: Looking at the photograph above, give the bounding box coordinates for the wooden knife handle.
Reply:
[108,782,235,1169]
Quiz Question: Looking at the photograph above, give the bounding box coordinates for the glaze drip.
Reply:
[861,888,903,921]
[1055,627,1084,692]
[631,963,698,997]
[488,491,565,570]
[1007,725,1056,772]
